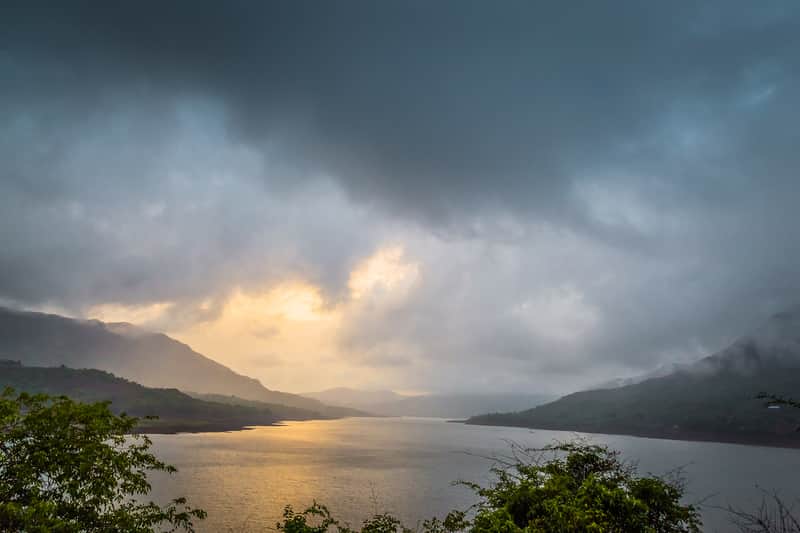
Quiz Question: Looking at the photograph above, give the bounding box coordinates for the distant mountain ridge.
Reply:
[0,307,362,417]
[302,388,407,407]
[467,310,800,447]
[303,387,553,418]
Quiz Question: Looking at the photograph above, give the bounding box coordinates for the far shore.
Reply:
[463,420,800,450]
[138,415,800,449]
[133,422,268,435]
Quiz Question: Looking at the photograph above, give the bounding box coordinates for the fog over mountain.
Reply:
[2,2,800,394]
[469,310,800,446]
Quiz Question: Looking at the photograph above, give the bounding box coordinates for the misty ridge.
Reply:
[468,310,800,448]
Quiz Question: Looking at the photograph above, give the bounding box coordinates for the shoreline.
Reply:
[132,414,370,434]
[136,416,800,449]
[132,422,269,435]
[463,420,800,450]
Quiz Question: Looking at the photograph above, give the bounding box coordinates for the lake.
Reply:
[147,417,800,532]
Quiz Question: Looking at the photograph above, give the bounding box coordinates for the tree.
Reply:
[0,389,205,532]
[464,441,700,533]
[276,441,701,533]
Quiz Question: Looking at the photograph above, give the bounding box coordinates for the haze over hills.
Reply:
[590,362,691,390]
[302,388,407,408]
[0,307,362,417]
[303,387,554,418]
[467,310,800,447]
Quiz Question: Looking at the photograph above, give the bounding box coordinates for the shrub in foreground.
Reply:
[0,389,205,532]
[277,442,701,533]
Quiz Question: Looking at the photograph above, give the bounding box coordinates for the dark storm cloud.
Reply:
[5,1,797,222]
[2,1,800,391]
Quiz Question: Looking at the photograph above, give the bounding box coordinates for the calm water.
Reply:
[147,417,800,532]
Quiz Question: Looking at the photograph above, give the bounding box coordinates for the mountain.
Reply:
[303,387,553,418]
[302,388,407,407]
[0,361,279,433]
[186,392,370,419]
[0,307,361,417]
[467,311,800,447]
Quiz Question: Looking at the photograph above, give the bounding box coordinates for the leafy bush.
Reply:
[0,389,205,532]
[277,442,701,533]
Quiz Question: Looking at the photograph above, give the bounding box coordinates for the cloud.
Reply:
[5,2,798,222]
[1,1,800,392]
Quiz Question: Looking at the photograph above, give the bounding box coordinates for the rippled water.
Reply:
[147,417,800,532]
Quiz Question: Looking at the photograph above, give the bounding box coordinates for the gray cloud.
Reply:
[2,1,800,392]
[6,1,798,221]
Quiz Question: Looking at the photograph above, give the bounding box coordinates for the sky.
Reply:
[1,1,800,395]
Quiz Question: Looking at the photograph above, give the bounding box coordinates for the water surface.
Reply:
[148,417,800,532]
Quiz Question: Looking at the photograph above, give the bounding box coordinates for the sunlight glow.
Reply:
[227,283,331,323]
[164,246,421,392]
[348,246,419,301]
[87,301,174,324]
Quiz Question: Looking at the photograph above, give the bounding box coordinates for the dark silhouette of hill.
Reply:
[0,307,362,417]
[0,362,283,433]
[468,311,800,448]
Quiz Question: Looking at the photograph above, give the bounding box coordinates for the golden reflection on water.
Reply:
[147,418,487,532]
[147,417,800,533]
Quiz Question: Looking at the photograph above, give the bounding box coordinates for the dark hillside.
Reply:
[0,363,278,433]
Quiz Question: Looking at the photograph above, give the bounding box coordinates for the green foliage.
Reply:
[276,442,700,533]
[466,442,701,533]
[0,388,205,532]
